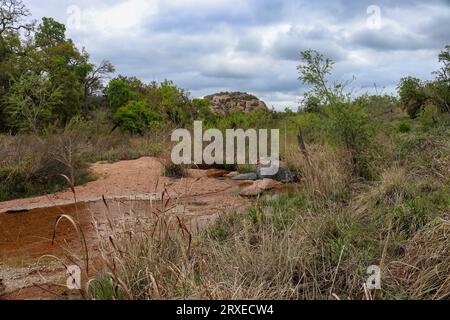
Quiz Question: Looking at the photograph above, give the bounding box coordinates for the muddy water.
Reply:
[0,198,223,266]
[0,165,298,300]
[0,180,299,265]
[1,202,98,264]
[0,196,233,299]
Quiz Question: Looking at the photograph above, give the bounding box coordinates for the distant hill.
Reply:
[204,92,269,115]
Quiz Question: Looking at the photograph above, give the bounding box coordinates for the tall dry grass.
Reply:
[386,219,450,300]
[285,143,352,200]
[0,126,169,201]
[40,120,450,301]
[76,144,449,300]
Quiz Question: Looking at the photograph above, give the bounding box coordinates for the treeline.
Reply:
[1,0,449,138]
[292,46,449,179]
[0,1,114,132]
[0,1,221,135]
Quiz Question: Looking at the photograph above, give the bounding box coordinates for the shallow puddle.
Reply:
[1,202,97,265]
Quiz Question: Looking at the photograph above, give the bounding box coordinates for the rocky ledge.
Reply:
[204,92,269,115]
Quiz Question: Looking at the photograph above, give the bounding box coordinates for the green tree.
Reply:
[192,98,216,124]
[298,50,375,178]
[297,49,352,107]
[397,77,427,118]
[4,72,63,133]
[35,17,65,47]
[77,50,115,116]
[31,18,86,124]
[434,45,450,82]
[114,100,162,135]
[430,45,450,113]
[148,80,193,127]
[106,78,138,111]
[0,0,33,130]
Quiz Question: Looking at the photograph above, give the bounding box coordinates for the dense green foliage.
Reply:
[0,5,113,131]
[114,100,162,135]
[4,72,63,132]
[397,45,450,118]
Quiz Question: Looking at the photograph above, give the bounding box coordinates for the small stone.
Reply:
[226,171,239,178]
[239,184,263,197]
[232,173,258,181]
[257,161,295,183]
[254,179,282,191]
[239,179,281,196]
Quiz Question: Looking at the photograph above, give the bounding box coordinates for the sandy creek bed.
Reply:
[0,157,252,300]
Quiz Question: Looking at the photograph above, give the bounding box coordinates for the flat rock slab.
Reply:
[239,184,264,197]
[226,171,239,178]
[254,179,282,191]
[206,169,230,178]
[239,179,281,197]
[232,173,258,181]
[257,161,296,183]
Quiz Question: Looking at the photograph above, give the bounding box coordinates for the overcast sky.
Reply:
[23,0,450,110]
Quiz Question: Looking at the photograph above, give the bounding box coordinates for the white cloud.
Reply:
[67,0,158,36]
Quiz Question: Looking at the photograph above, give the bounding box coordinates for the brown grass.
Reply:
[285,143,352,200]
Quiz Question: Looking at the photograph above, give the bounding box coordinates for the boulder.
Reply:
[254,179,282,191]
[239,184,264,197]
[204,92,269,115]
[257,161,296,183]
[239,179,281,197]
[232,173,258,181]
[226,171,239,178]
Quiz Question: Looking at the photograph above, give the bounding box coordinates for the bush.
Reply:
[0,131,92,201]
[106,79,139,111]
[419,102,438,131]
[164,162,187,178]
[149,80,194,127]
[4,72,63,133]
[397,122,411,133]
[114,100,162,135]
[192,98,217,124]
[398,77,428,119]
[324,102,376,178]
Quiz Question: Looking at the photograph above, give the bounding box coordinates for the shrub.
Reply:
[149,80,194,127]
[397,77,428,119]
[324,102,376,178]
[419,102,438,131]
[397,122,411,133]
[106,79,139,111]
[114,100,162,135]
[192,98,217,124]
[164,162,187,178]
[0,131,92,201]
[3,72,63,133]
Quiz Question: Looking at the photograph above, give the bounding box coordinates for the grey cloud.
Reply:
[22,0,450,110]
[270,25,349,62]
[349,29,431,51]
